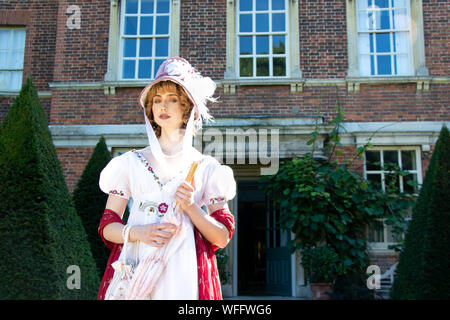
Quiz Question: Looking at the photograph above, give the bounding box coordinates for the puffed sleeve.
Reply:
[201,161,237,206]
[98,153,131,200]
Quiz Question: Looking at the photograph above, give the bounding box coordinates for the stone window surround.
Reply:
[103,0,181,93]
[346,0,430,92]
[223,0,302,94]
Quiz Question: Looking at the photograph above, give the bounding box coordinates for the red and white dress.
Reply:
[97,146,236,300]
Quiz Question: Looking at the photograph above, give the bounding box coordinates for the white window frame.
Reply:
[119,0,171,81]
[346,0,428,78]
[0,28,26,92]
[224,0,301,92]
[356,0,414,76]
[104,0,180,84]
[363,146,422,252]
[236,0,290,79]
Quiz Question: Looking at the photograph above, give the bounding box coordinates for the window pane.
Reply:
[383,150,398,167]
[239,14,252,32]
[0,30,10,50]
[123,60,135,79]
[272,0,285,10]
[366,151,381,170]
[396,54,409,75]
[367,174,382,190]
[376,33,390,53]
[393,9,408,29]
[125,17,138,35]
[256,57,269,76]
[375,0,389,8]
[141,0,154,13]
[9,71,22,90]
[273,57,286,76]
[368,220,384,242]
[13,30,26,50]
[272,13,285,32]
[393,0,406,8]
[125,0,138,14]
[359,54,371,76]
[156,0,170,13]
[358,11,370,31]
[401,150,416,170]
[154,59,164,77]
[272,35,285,54]
[155,37,168,57]
[256,36,269,54]
[358,0,370,10]
[155,16,169,34]
[240,0,252,11]
[240,36,253,55]
[358,33,370,54]
[376,10,390,30]
[256,0,269,11]
[140,16,154,35]
[10,50,24,69]
[385,173,400,191]
[139,38,153,57]
[138,60,152,78]
[0,51,9,69]
[377,55,392,75]
[386,224,402,242]
[124,38,137,57]
[240,57,253,77]
[403,173,418,194]
[394,31,408,53]
[256,13,269,32]
[370,33,374,52]
[0,71,9,90]
[370,54,375,75]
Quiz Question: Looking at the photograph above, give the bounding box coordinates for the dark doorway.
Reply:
[237,180,292,296]
[237,181,267,295]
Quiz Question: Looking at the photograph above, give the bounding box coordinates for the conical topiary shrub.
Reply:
[391,125,450,299]
[73,137,112,277]
[0,77,99,299]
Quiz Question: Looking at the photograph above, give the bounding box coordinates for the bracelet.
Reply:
[121,224,130,242]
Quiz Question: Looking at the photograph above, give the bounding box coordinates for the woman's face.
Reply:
[151,89,184,133]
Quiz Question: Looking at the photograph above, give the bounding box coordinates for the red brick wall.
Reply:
[329,145,365,177]
[298,0,347,78]
[56,147,95,193]
[49,88,143,125]
[179,0,227,79]
[53,0,110,82]
[423,0,450,75]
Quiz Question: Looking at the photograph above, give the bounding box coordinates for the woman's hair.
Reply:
[145,81,195,138]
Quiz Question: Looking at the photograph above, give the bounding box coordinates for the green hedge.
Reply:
[72,137,112,277]
[0,77,99,299]
[391,125,450,299]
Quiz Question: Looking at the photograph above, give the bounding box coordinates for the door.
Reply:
[265,195,292,296]
[237,181,267,295]
[237,181,292,296]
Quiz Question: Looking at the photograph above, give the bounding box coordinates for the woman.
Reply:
[97,57,236,300]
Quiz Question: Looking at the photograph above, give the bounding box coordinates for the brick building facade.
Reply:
[1,0,448,299]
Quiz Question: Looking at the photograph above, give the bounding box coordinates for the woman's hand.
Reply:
[130,223,177,248]
[174,179,196,213]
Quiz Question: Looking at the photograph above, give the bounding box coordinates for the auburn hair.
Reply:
[145,81,195,138]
